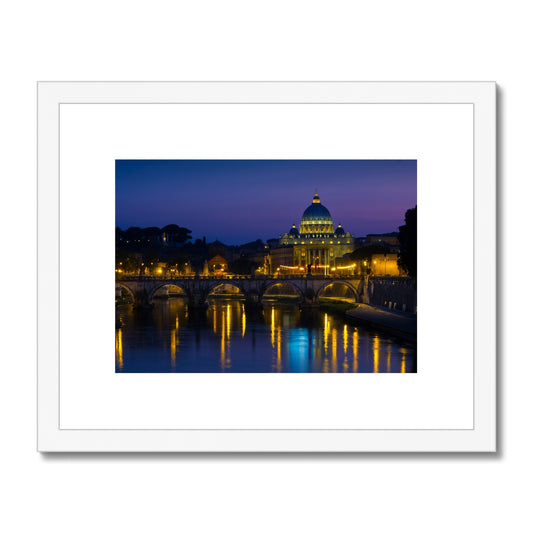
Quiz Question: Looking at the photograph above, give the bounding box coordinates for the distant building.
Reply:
[370,253,403,276]
[234,239,269,264]
[276,192,356,274]
[208,254,228,275]
[269,246,299,275]
[366,232,400,251]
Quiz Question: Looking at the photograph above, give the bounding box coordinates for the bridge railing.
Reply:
[369,276,414,286]
[116,273,368,282]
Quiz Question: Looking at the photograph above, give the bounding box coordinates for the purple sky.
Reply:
[116,160,416,245]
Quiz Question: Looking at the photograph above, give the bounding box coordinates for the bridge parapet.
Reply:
[116,274,365,281]
[370,276,413,285]
[116,274,370,308]
[368,276,416,313]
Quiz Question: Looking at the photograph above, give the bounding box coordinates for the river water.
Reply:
[115,298,416,373]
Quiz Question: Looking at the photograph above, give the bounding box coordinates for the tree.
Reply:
[142,251,160,275]
[161,224,192,244]
[165,251,191,275]
[115,251,141,274]
[229,257,259,275]
[398,206,417,280]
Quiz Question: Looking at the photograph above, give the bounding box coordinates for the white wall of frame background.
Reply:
[0,2,528,532]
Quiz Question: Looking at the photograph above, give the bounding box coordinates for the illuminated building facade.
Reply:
[334,253,403,276]
[278,192,355,274]
[208,254,228,275]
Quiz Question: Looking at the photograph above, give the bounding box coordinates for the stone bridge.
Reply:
[116,275,368,308]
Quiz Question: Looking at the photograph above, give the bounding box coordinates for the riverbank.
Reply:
[345,304,417,340]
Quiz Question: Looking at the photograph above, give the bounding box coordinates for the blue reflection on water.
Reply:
[286,328,310,372]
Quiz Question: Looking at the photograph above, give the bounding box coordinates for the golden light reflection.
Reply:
[242,304,246,338]
[331,328,338,373]
[170,329,176,370]
[400,347,407,374]
[213,306,217,334]
[353,329,358,372]
[276,326,282,372]
[323,314,329,353]
[221,309,225,353]
[226,303,231,338]
[115,328,123,371]
[373,336,380,373]
[271,307,276,348]
[220,308,227,370]
[343,324,348,354]
[387,345,391,373]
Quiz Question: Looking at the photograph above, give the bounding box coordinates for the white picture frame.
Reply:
[37,81,496,452]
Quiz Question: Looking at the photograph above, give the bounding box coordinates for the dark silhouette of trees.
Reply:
[229,257,259,275]
[142,250,160,273]
[161,224,192,245]
[398,206,417,280]
[115,250,142,274]
[166,251,190,275]
[116,225,191,250]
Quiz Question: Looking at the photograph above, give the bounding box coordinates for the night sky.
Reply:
[116,160,416,245]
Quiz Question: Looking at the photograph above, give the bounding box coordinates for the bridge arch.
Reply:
[116,283,135,303]
[207,281,245,297]
[316,280,360,303]
[149,282,191,303]
[261,281,305,302]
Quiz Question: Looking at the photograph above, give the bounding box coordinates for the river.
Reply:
[115,298,416,373]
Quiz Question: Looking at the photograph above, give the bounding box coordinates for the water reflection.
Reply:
[115,328,123,371]
[115,298,416,373]
[373,336,380,373]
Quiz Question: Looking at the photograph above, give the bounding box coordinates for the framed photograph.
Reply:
[38,81,496,452]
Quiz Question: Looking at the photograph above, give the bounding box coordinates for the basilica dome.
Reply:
[335,224,345,237]
[299,192,335,235]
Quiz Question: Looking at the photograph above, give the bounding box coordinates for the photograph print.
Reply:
[115,159,417,373]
